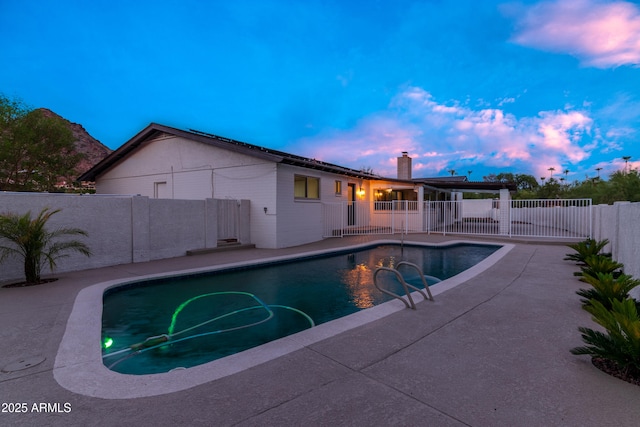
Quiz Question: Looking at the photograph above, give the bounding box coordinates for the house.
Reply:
[79,123,514,249]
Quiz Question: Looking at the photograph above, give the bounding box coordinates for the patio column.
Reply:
[499,188,510,235]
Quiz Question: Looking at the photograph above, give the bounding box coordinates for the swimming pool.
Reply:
[101,243,499,375]
[54,239,514,398]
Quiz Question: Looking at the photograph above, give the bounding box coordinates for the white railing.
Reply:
[510,199,592,238]
[323,199,592,239]
[322,201,422,237]
[424,200,504,235]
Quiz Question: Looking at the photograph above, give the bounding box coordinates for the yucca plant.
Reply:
[571,298,640,378]
[0,208,92,285]
[574,254,624,281]
[565,238,611,265]
[576,272,640,310]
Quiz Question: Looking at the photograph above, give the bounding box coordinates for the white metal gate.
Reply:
[323,199,592,239]
[217,199,240,241]
[323,200,423,237]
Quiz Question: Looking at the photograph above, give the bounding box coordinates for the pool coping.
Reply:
[53,239,514,399]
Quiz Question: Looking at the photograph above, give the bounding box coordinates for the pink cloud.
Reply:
[535,111,591,162]
[507,0,640,68]
[296,116,424,176]
[296,87,597,178]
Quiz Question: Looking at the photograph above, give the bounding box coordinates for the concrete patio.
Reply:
[1,234,639,426]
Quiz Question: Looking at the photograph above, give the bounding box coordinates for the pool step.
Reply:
[186,243,256,256]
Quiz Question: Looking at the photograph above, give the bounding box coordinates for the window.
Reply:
[334,180,342,195]
[294,175,320,199]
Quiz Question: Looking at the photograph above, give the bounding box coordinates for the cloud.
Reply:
[506,0,640,68]
[295,87,596,179]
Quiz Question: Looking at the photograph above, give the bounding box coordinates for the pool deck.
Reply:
[2,234,639,426]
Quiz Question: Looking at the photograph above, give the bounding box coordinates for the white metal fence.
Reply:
[323,199,592,239]
[322,201,422,237]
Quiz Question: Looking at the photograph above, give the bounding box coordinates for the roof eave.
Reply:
[77,123,285,182]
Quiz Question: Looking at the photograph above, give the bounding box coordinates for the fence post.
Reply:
[499,188,510,235]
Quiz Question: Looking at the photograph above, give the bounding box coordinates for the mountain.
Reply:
[37,108,112,178]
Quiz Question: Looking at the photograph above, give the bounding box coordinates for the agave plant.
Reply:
[565,238,611,265]
[571,298,640,377]
[576,272,640,310]
[0,208,92,285]
[574,254,624,281]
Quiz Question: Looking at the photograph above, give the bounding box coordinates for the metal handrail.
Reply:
[373,262,434,310]
[396,261,434,302]
[373,267,417,309]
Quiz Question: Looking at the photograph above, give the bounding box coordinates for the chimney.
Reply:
[397,151,412,180]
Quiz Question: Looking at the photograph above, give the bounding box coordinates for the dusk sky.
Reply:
[1,0,639,181]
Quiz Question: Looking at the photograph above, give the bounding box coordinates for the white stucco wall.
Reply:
[275,164,359,248]
[276,165,320,248]
[95,135,278,248]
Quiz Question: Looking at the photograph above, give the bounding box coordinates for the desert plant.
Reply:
[564,238,611,265]
[571,298,640,377]
[574,254,624,281]
[0,208,91,285]
[576,272,640,310]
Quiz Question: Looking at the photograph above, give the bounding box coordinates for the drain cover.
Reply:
[1,355,46,372]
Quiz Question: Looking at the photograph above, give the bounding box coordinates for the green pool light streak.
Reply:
[102,291,315,369]
[167,291,270,336]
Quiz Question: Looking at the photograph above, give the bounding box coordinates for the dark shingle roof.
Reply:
[78,123,381,182]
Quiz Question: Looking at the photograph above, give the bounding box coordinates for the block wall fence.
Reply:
[0,193,249,284]
[591,202,640,280]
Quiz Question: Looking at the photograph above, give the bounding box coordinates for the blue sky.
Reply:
[1,0,639,181]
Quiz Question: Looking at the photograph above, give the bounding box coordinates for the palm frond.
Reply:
[565,238,611,264]
[0,207,91,284]
[573,298,640,375]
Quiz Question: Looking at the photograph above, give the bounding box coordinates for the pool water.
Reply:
[102,243,499,374]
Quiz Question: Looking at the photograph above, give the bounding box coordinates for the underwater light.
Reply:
[103,337,113,349]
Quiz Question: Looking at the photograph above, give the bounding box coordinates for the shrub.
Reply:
[576,272,640,310]
[574,254,624,281]
[0,208,92,285]
[564,238,611,265]
[571,298,640,377]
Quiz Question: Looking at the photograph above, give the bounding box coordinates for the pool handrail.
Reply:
[373,262,434,309]
[396,261,434,302]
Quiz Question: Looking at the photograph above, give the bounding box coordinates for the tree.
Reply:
[0,94,83,192]
[605,170,640,203]
[537,177,562,199]
[0,208,91,285]
[514,174,538,191]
